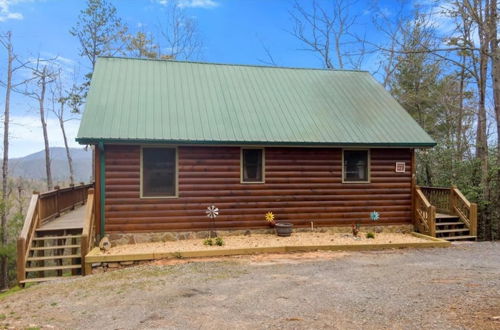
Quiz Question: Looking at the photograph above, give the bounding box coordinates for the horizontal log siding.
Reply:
[105,146,412,232]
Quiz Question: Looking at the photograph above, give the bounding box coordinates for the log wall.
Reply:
[104,145,413,233]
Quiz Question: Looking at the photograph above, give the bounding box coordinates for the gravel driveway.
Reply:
[1,242,499,329]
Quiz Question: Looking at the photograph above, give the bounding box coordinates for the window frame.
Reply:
[140,145,179,199]
[240,147,265,184]
[342,149,371,184]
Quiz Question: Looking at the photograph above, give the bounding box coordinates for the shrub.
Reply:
[366,232,375,239]
[215,237,224,246]
[203,238,213,246]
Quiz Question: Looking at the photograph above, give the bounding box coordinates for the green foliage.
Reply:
[70,0,128,100]
[203,238,213,246]
[214,237,224,246]
[366,232,375,239]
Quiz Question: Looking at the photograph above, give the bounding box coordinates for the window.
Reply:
[241,148,264,183]
[142,147,177,197]
[343,150,369,182]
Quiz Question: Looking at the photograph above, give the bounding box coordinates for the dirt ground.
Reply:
[1,242,499,330]
[104,232,427,255]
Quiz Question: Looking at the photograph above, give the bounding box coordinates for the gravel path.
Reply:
[1,242,499,329]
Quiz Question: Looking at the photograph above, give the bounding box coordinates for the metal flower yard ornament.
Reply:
[370,211,380,221]
[265,211,276,225]
[206,205,219,219]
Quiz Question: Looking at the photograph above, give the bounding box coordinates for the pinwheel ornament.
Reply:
[206,205,219,219]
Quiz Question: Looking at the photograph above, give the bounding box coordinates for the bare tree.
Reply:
[156,0,203,60]
[50,70,76,185]
[22,56,58,190]
[0,31,33,289]
[257,36,278,66]
[289,0,365,69]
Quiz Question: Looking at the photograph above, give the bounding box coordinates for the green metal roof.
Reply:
[76,57,435,147]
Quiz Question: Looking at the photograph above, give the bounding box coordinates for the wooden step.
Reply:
[26,264,81,272]
[33,235,81,241]
[436,213,459,219]
[436,222,465,226]
[30,244,80,251]
[19,276,80,284]
[444,235,477,241]
[27,254,81,262]
[436,228,469,234]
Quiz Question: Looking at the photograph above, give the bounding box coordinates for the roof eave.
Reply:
[75,137,436,148]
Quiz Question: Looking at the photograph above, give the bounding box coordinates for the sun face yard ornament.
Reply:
[206,205,219,219]
[370,211,380,221]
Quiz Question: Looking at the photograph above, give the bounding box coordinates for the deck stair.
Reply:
[414,186,477,242]
[17,184,96,286]
[434,213,476,241]
[20,229,83,284]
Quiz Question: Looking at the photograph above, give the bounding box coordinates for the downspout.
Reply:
[98,141,106,237]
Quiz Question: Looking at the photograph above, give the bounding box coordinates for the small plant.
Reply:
[215,237,224,246]
[366,232,375,239]
[50,302,57,307]
[352,223,360,237]
[203,238,214,246]
[173,251,183,259]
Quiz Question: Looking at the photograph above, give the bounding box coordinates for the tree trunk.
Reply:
[476,12,490,240]
[488,0,499,239]
[39,71,53,190]
[59,110,74,185]
[0,31,13,290]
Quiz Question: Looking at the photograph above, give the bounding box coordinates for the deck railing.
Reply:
[38,183,93,225]
[414,187,436,237]
[81,189,96,275]
[418,185,477,237]
[17,183,94,283]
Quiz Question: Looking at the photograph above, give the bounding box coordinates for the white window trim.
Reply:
[140,145,179,198]
[342,149,371,184]
[240,147,265,184]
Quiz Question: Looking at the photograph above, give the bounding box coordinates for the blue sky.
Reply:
[0,0,420,157]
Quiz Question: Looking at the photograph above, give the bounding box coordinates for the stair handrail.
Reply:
[451,186,478,236]
[414,186,436,237]
[81,189,96,275]
[17,193,40,284]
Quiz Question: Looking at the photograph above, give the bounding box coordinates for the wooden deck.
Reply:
[37,206,85,231]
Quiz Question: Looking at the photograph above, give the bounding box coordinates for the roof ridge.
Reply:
[97,56,370,73]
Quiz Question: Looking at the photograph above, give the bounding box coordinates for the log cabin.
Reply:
[17,56,480,284]
[75,56,439,240]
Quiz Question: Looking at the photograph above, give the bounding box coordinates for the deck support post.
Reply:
[98,142,106,238]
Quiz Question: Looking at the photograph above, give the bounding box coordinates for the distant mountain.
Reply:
[8,147,92,183]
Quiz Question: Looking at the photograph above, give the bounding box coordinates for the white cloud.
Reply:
[156,0,219,9]
[0,0,37,22]
[7,115,81,158]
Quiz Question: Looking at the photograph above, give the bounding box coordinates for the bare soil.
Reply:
[1,242,499,330]
[102,232,427,256]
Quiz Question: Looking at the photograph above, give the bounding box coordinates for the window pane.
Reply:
[242,149,263,182]
[142,148,176,197]
[344,150,368,182]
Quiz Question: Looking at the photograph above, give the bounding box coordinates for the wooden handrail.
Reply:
[81,189,95,275]
[451,187,477,236]
[414,187,436,237]
[419,186,452,214]
[17,194,40,284]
